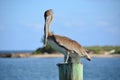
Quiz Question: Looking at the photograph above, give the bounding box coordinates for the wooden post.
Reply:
[57,63,83,80]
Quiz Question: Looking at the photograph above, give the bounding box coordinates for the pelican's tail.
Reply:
[86,54,91,61]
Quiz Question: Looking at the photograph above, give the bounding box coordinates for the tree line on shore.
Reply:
[33,44,120,54]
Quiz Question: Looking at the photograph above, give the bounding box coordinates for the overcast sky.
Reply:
[0,0,120,50]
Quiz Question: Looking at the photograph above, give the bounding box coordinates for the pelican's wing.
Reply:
[53,34,91,60]
[53,35,86,55]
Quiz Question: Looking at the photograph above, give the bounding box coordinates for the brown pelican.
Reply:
[43,9,91,63]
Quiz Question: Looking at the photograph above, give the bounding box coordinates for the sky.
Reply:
[0,0,120,50]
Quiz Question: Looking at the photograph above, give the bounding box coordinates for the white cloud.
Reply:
[64,21,83,27]
[96,21,109,27]
[18,20,43,30]
[18,21,43,31]
[108,26,120,34]
[0,25,5,31]
[26,23,43,30]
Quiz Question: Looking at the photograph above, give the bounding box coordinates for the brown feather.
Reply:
[49,34,89,57]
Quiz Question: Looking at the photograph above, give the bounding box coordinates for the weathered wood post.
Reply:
[57,63,83,80]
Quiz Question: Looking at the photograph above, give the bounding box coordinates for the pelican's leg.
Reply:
[65,51,70,63]
[63,52,67,63]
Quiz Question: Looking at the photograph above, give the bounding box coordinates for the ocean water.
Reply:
[0,57,120,80]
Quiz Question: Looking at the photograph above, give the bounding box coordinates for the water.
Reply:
[0,57,120,80]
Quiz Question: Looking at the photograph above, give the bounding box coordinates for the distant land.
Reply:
[0,50,33,58]
[0,46,120,58]
[0,50,120,58]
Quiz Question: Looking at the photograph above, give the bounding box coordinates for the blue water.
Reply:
[0,57,120,80]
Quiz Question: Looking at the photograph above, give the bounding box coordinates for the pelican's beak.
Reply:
[43,15,51,47]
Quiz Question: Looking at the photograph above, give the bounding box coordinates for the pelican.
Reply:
[43,9,91,63]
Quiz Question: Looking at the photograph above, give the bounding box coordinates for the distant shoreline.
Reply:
[0,52,120,58]
[90,54,120,58]
[30,53,120,58]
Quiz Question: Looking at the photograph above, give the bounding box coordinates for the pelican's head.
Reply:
[44,9,53,22]
[43,9,53,47]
